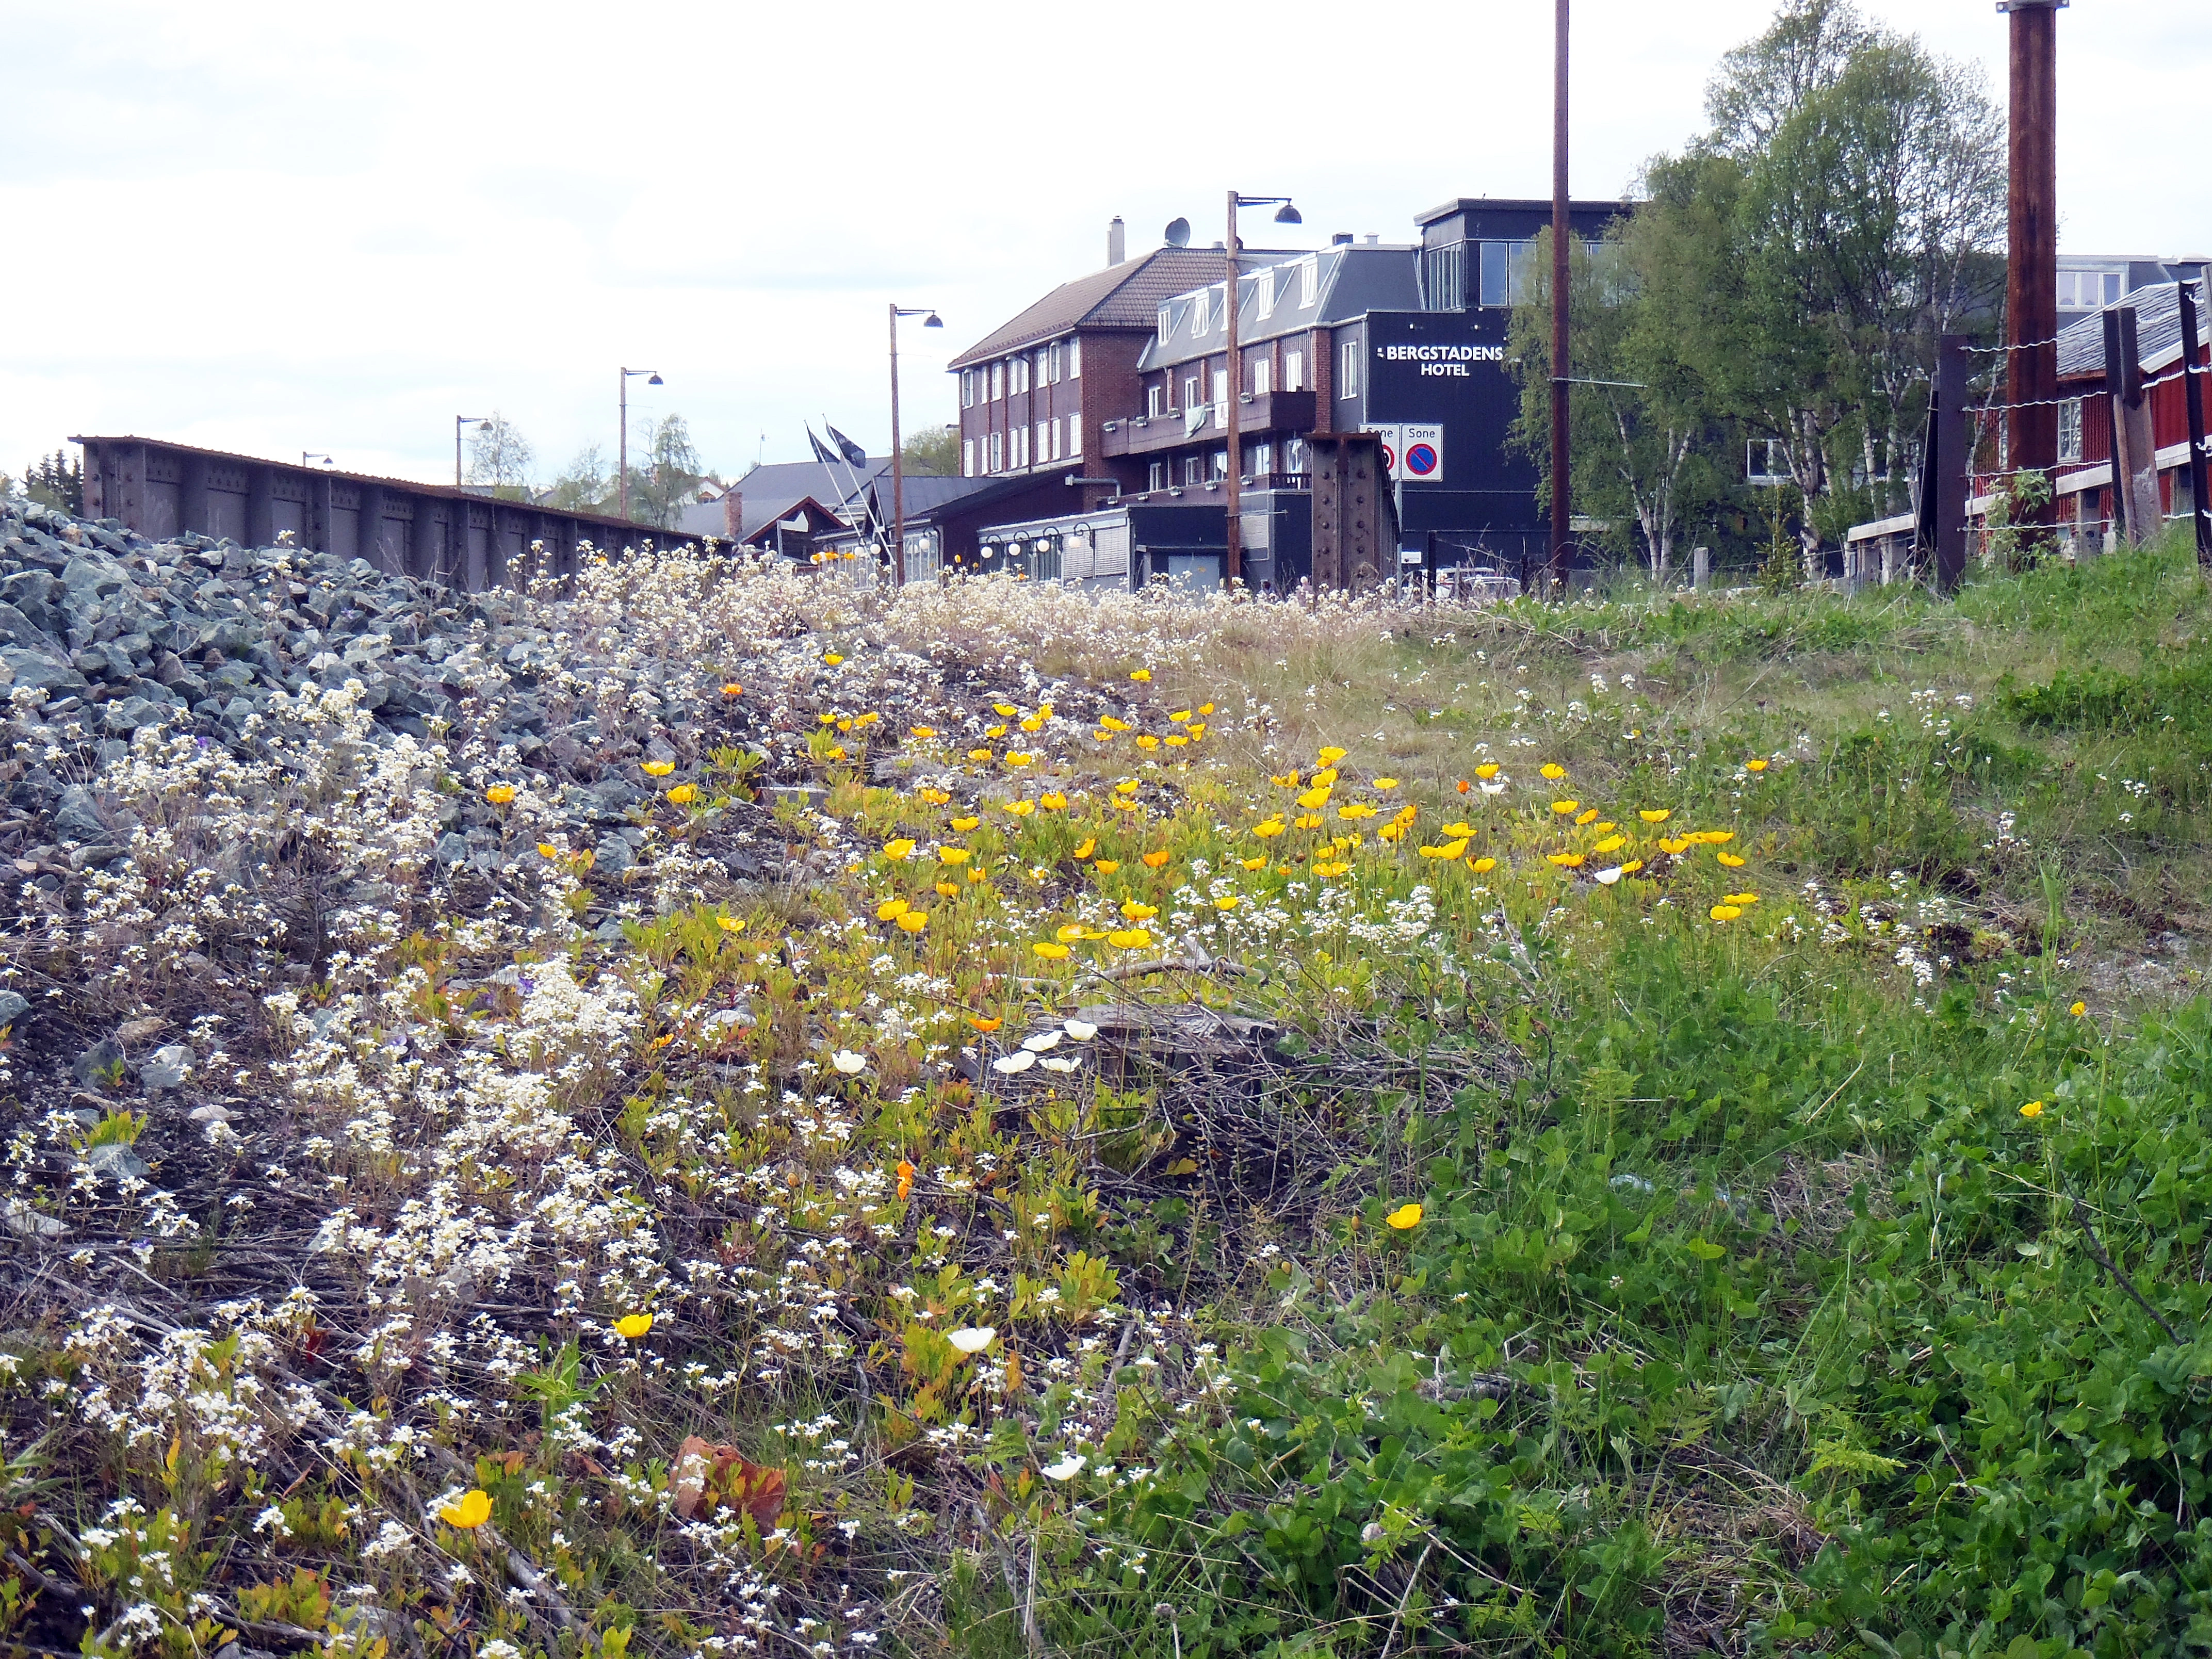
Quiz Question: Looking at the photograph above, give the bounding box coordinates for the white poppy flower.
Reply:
[1064,1019,1098,1040]
[1022,1030,1063,1052]
[1593,867,1624,885]
[830,1050,868,1075]
[1041,1454,1086,1481]
[1480,782,1508,796]
[993,1051,1037,1074]
[947,1326,996,1354]
[1040,1055,1081,1073]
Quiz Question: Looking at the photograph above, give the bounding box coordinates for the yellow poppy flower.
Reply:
[722,683,744,697]
[1592,835,1627,854]
[665,784,697,805]
[883,838,916,860]
[1071,836,1097,858]
[1551,800,1580,816]
[538,842,559,858]
[969,747,995,762]
[1094,859,1120,874]
[1136,735,1160,750]
[485,783,517,805]
[1442,821,1475,837]
[822,652,844,665]
[1115,779,1142,794]
[1372,777,1399,791]
[1032,941,1071,959]
[938,847,973,865]
[1469,857,1497,873]
[440,1490,493,1530]
[1657,837,1690,855]
[1041,792,1068,810]
[1724,892,1760,905]
[1294,814,1324,829]
[1717,851,1747,867]
[1241,856,1268,870]
[985,724,1008,739]
[1142,849,1170,868]
[1101,715,1131,733]
[994,702,1017,717]
[642,760,675,777]
[910,725,935,738]
[2069,1000,2087,1017]
[896,910,929,934]
[935,881,960,898]
[717,916,745,933]
[1055,923,1089,944]
[1709,904,1742,921]
[1131,668,1151,681]
[1271,769,1303,787]
[875,899,910,921]
[1575,808,1599,826]
[1297,785,1333,810]
[2020,1100,2044,1118]
[1120,901,1159,920]
[1540,763,1566,780]
[1005,800,1037,817]
[1007,751,1035,767]
[1745,758,1769,772]
[1107,929,1152,949]
[613,1312,654,1339]
[1386,1202,1423,1229]
[1548,852,1586,868]
[951,816,981,832]
[1215,895,1240,909]
[1639,809,1671,823]
[1474,762,1501,779]
[1319,746,1347,765]
[1418,838,1470,859]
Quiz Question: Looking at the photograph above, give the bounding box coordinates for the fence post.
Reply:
[2178,280,2212,568]
[1929,334,1971,592]
[1692,546,1710,591]
[2103,304,2158,545]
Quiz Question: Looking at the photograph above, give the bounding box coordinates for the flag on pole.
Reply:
[808,428,840,467]
[825,424,869,468]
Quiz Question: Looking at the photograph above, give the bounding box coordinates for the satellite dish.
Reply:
[1163,217,1191,249]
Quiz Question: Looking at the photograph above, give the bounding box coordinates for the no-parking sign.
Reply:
[1364,424,1403,480]
[1401,424,1444,482]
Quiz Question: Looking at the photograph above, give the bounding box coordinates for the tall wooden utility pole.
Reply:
[1549,0,1571,591]
[2000,0,2061,552]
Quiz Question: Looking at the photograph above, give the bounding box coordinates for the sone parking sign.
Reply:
[1401,423,1444,481]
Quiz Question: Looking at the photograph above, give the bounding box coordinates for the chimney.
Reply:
[1108,216,1126,266]
[1331,233,1354,246]
[723,489,743,543]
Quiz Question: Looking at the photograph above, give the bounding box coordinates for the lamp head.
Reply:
[1274,203,1303,224]
[923,313,943,328]
[647,373,664,386]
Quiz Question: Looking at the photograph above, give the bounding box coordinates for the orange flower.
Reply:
[1141,849,1170,869]
[896,1160,915,1199]
[968,1016,1002,1033]
[1456,779,1472,793]
[721,683,744,697]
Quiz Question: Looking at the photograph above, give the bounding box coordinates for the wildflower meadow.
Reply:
[5,514,2212,1658]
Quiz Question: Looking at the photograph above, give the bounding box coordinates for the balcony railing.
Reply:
[1101,389,1318,458]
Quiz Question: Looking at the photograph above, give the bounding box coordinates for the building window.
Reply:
[990,362,1003,400]
[1068,337,1081,378]
[1299,254,1318,307]
[1015,427,1030,468]
[1184,456,1205,485]
[1036,348,1051,385]
[1211,450,1228,479]
[1149,461,1166,491]
[1158,305,1172,343]
[1422,242,1466,311]
[1253,357,1272,397]
[961,369,975,409]
[1340,340,1359,399]
[1213,368,1228,413]
[1011,356,1030,394]
[1047,342,1062,383]
[1284,437,1307,474]
[988,432,1003,471]
[1183,374,1201,411]
[1284,349,1304,392]
[1068,417,1082,458]
[1254,268,1275,319]
[1148,383,1165,418]
[1476,239,1534,307]
[1041,419,1055,462]
[2059,397,2084,463]
[963,438,975,476]
[1251,442,1273,476]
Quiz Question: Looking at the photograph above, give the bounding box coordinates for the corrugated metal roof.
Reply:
[948,248,1227,368]
[2057,279,2209,380]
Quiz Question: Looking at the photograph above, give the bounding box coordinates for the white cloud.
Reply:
[5,0,2203,491]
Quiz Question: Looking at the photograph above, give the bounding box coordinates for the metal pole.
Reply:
[2179,279,2212,567]
[2003,0,2060,552]
[1549,0,1571,592]
[456,417,464,489]
[1225,188,1243,589]
[890,303,906,589]
[618,369,630,526]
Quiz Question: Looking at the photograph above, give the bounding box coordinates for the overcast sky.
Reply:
[4,0,2205,494]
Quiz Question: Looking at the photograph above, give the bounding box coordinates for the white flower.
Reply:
[947,1326,996,1354]
[1041,1454,1086,1481]
[1593,866,1623,885]
[1063,1019,1098,1040]
[1040,1055,1081,1073]
[993,1051,1036,1074]
[1021,1030,1063,1052]
[1480,782,1507,795]
[830,1050,867,1075]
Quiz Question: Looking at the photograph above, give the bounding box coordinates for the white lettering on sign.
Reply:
[1376,343,1506,364]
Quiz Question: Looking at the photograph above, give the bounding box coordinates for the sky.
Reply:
[3,0,2206,494]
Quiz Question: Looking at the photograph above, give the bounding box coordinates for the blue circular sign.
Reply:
[1405,443,1439,477]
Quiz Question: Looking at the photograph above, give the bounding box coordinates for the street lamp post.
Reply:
[888,304,944,588]
[1225,192,1300,590]
[456,416,489,489]
[619,367,663,525]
